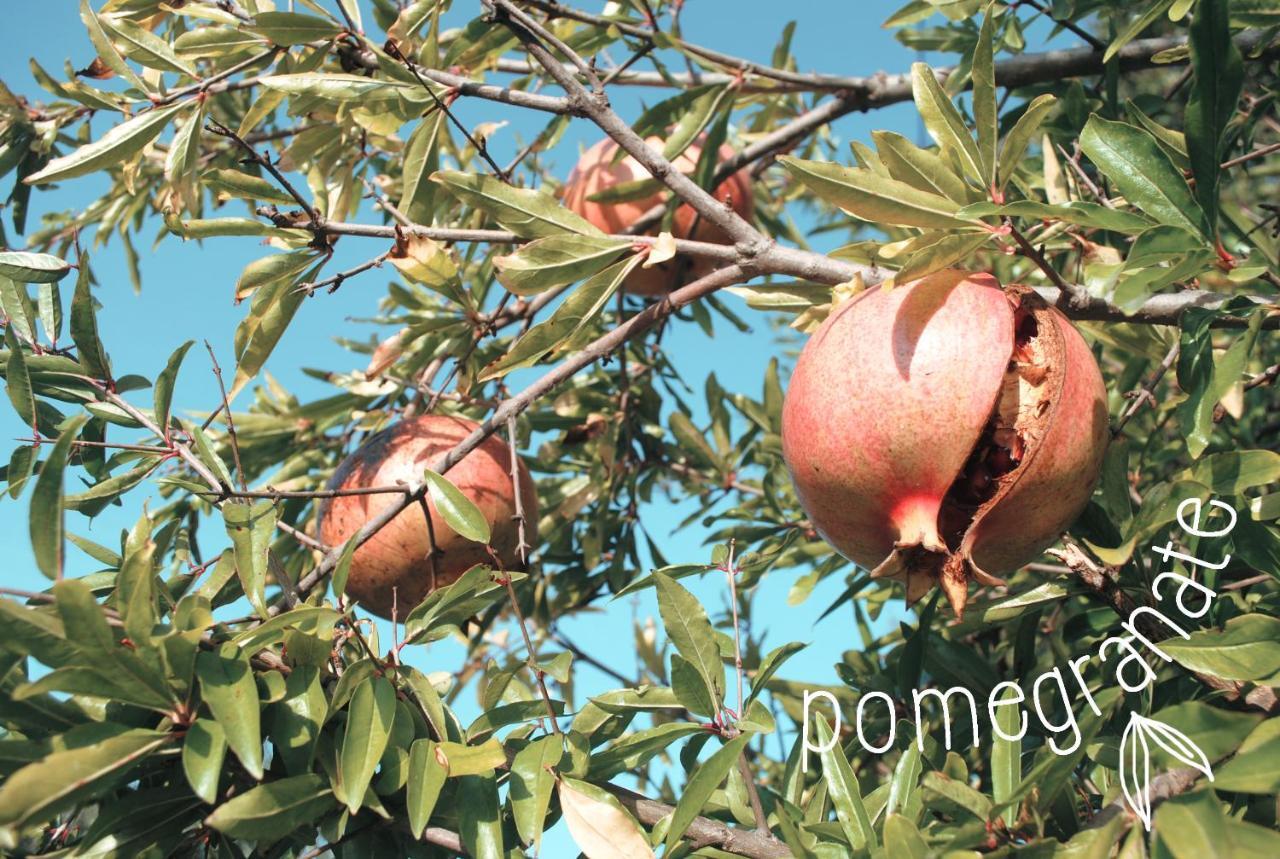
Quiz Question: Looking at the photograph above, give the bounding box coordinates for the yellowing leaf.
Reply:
[644,232,677,268]
[558,778,654,859]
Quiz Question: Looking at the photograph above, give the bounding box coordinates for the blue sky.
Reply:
[0,1,1076,852]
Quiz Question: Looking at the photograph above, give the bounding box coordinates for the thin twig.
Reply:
[490,550,562,734]
[204,341,246,492]
[383,41,512,182]
[206,119,320,224]
[1006,220,1091,310]
[1113,341,1179,437]
[506,415,531,565]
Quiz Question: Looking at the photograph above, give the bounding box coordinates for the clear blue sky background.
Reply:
[0,2,1075,853]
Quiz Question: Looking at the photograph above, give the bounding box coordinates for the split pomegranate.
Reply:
[780,271,1109,616]
[561,136,753,296]
[318,415,537,620]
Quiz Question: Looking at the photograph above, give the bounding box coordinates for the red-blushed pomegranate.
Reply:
[560,136,753,296]
[318,415,537,620]
[781,270,1109,617]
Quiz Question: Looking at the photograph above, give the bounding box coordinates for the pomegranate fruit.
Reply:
[318,415,537,619]
[781,270,1108,616]
[561,136,753,296]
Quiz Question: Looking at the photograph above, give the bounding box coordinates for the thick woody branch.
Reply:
[605,783,789,858]
[494,29,1277,93]
[286,215,1277,329]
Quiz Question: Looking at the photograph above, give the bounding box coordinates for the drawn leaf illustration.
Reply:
[1119,713,1215,831]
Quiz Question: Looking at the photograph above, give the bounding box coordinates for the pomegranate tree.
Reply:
[318,415,538,619]
[781,271,1109,616]
[561,136,754,295]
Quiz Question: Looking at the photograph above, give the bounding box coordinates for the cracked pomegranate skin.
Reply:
[561,137,753,296]
[780,271,1109,612]
[317,415,537,620]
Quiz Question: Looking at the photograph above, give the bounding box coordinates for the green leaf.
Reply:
[457,772,505,858]
[587,722,702,780]
[223,500,276,619]
[510,735,562,850]
[202,168,296,205]
[338,675,396,813]
[184,418,234,488]
[205,773,333,841]
[252,11,343,45]
[0,277,37,342]
[235,250,317,303]
[778,156,974,229]
[0,722,169,833]
[432,170,603,238]
[37,282,62,344]
[1079,115,1210,239]
[996,94,1058,192]
[103,16,199,77]
[115,523,156,642]
[5,327,37,429]
[153,340,193,438]
[811,716,877,851]
[78,0,148,93]
[1162,614,1280,681]
[261,73,436,103]
[884,814,928,859]
[399,110,445,222]
[419,740,497,780]
[195,647,263,780]
[991,683,1022,825]
[670,652,717,717]
[182,718,227,804]
[1176,302,1262,459]
[958,199,1152,232]
[662,85,732,162]
[30,415,88,579]
[911,62,984,182]
[269,664,327,775]
[229,259,319,399]
[1105,0,1175,63]
[664,733,750,849]
[1213,720,1280,794]
[422,468,492,545]
[1185,0,1243,236]
[1152,787,1227,859]
[1186,450,1280,495]
[407,739,449,839]
[0,251,71,284]
[1126,100,1191,171]
[26,103,189,184]
[494,234,631,296]
[921,771,993,820]
[895,231,990,283]
[972,12,997,188]
[654,570,724,714]
[746,641,806,706]
[330,534,358,601]
[479,254,643,381]
[871,130,972,204]
[70,258,111,382]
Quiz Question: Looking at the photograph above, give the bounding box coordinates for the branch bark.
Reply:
[286,215,1278,330]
